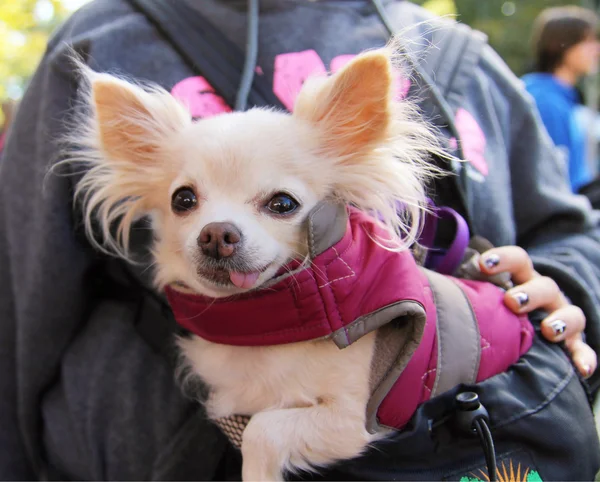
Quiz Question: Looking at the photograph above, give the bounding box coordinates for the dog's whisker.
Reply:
[278,263,301,291]
[288,249,323,281]
[141,260,158,275]
[277,250,318,291]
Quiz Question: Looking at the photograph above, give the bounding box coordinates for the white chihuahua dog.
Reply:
[66,47,444,480]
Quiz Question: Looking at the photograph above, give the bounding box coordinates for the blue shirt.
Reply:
[522,73,590,192]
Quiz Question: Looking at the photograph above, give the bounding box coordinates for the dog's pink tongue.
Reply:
[230,271,260,289]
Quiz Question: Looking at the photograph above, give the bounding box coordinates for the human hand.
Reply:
[479,246,597,378]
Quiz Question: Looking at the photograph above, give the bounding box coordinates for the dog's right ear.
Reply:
[91,75,190,166]
[292,51,394,160]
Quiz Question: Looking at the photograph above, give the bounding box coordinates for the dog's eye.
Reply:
[265,193,299,215]
[171,187,198,214]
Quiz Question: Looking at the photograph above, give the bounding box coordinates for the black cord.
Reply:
[474,418,497,481]
[235,0,259,111]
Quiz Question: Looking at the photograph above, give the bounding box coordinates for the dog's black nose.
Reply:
[198,222,242,259]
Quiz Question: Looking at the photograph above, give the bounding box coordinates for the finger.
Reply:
[479,246,537,285]
[566,336,597,378]
[504,276,564,313]
[539,305,586,343]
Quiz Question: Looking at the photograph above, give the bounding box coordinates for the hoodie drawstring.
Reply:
[235,0,260,111]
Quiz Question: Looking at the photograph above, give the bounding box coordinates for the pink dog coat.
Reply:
[165,203,534,432]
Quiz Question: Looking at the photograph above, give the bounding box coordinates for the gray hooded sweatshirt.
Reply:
[2,0,600,480]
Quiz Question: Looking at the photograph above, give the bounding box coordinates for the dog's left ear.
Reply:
[293,51,393,159]
[91,75,190,166]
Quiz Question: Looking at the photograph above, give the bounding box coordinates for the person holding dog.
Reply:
[523,6,600,193]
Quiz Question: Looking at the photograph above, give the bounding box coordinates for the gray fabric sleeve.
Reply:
[0,200,35,480]
[0,8,233,475]
[0,49,77,479]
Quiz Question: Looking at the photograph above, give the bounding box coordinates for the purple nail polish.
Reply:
[549,320,566,337]
[512,291,529,307]
[484,254,500,269]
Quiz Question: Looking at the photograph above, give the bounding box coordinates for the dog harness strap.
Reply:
[424,270,481,398]
[420,202,471,276]
[214,415,250,449]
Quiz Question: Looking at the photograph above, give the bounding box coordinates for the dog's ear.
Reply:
[293,51,393,159]
[92,75,190,165]
[293,50,443,251]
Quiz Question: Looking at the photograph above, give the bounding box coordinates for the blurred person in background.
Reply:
[522,5,600,193]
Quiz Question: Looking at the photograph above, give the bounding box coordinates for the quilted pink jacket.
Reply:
[166,204,534,431]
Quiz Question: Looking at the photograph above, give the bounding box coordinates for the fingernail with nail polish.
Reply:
[549,320,566,337]
[583,364,592,378]
[512,291,529,307]
[484,254,500,269]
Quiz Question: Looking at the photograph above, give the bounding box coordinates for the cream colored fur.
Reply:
[63,45,445,480]
[180,331,381,479]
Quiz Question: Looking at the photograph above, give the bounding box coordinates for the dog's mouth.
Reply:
[197,264,272,290]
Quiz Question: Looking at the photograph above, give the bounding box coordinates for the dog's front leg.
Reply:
[241,403,371,481]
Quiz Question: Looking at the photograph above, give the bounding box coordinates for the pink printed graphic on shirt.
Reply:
[273,50,328,111]
[171,76,232,119]
[395,76,411,100]
[330,54,355,73]
[448,137,458,151]
[454,107,488,176]
[273,51,411,110]
[171,51,412,119]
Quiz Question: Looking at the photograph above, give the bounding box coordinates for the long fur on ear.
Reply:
[59,60,191,259]
[293,43,448,251]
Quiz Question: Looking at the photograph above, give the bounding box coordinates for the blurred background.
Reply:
[413,0,600,75]
[0,0,598,123]
[0,0,88,123]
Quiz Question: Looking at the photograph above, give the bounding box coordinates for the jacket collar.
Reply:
[165,203,428,346]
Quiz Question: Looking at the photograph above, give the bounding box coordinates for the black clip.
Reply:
[453,391,489,434]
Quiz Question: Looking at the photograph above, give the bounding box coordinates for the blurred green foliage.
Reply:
[0,0,85,123]
[0,0,597,119]
[414,0,598,76]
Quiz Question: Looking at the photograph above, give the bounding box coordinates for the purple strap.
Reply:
[419,202,437,250]
[420,201,470,275]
